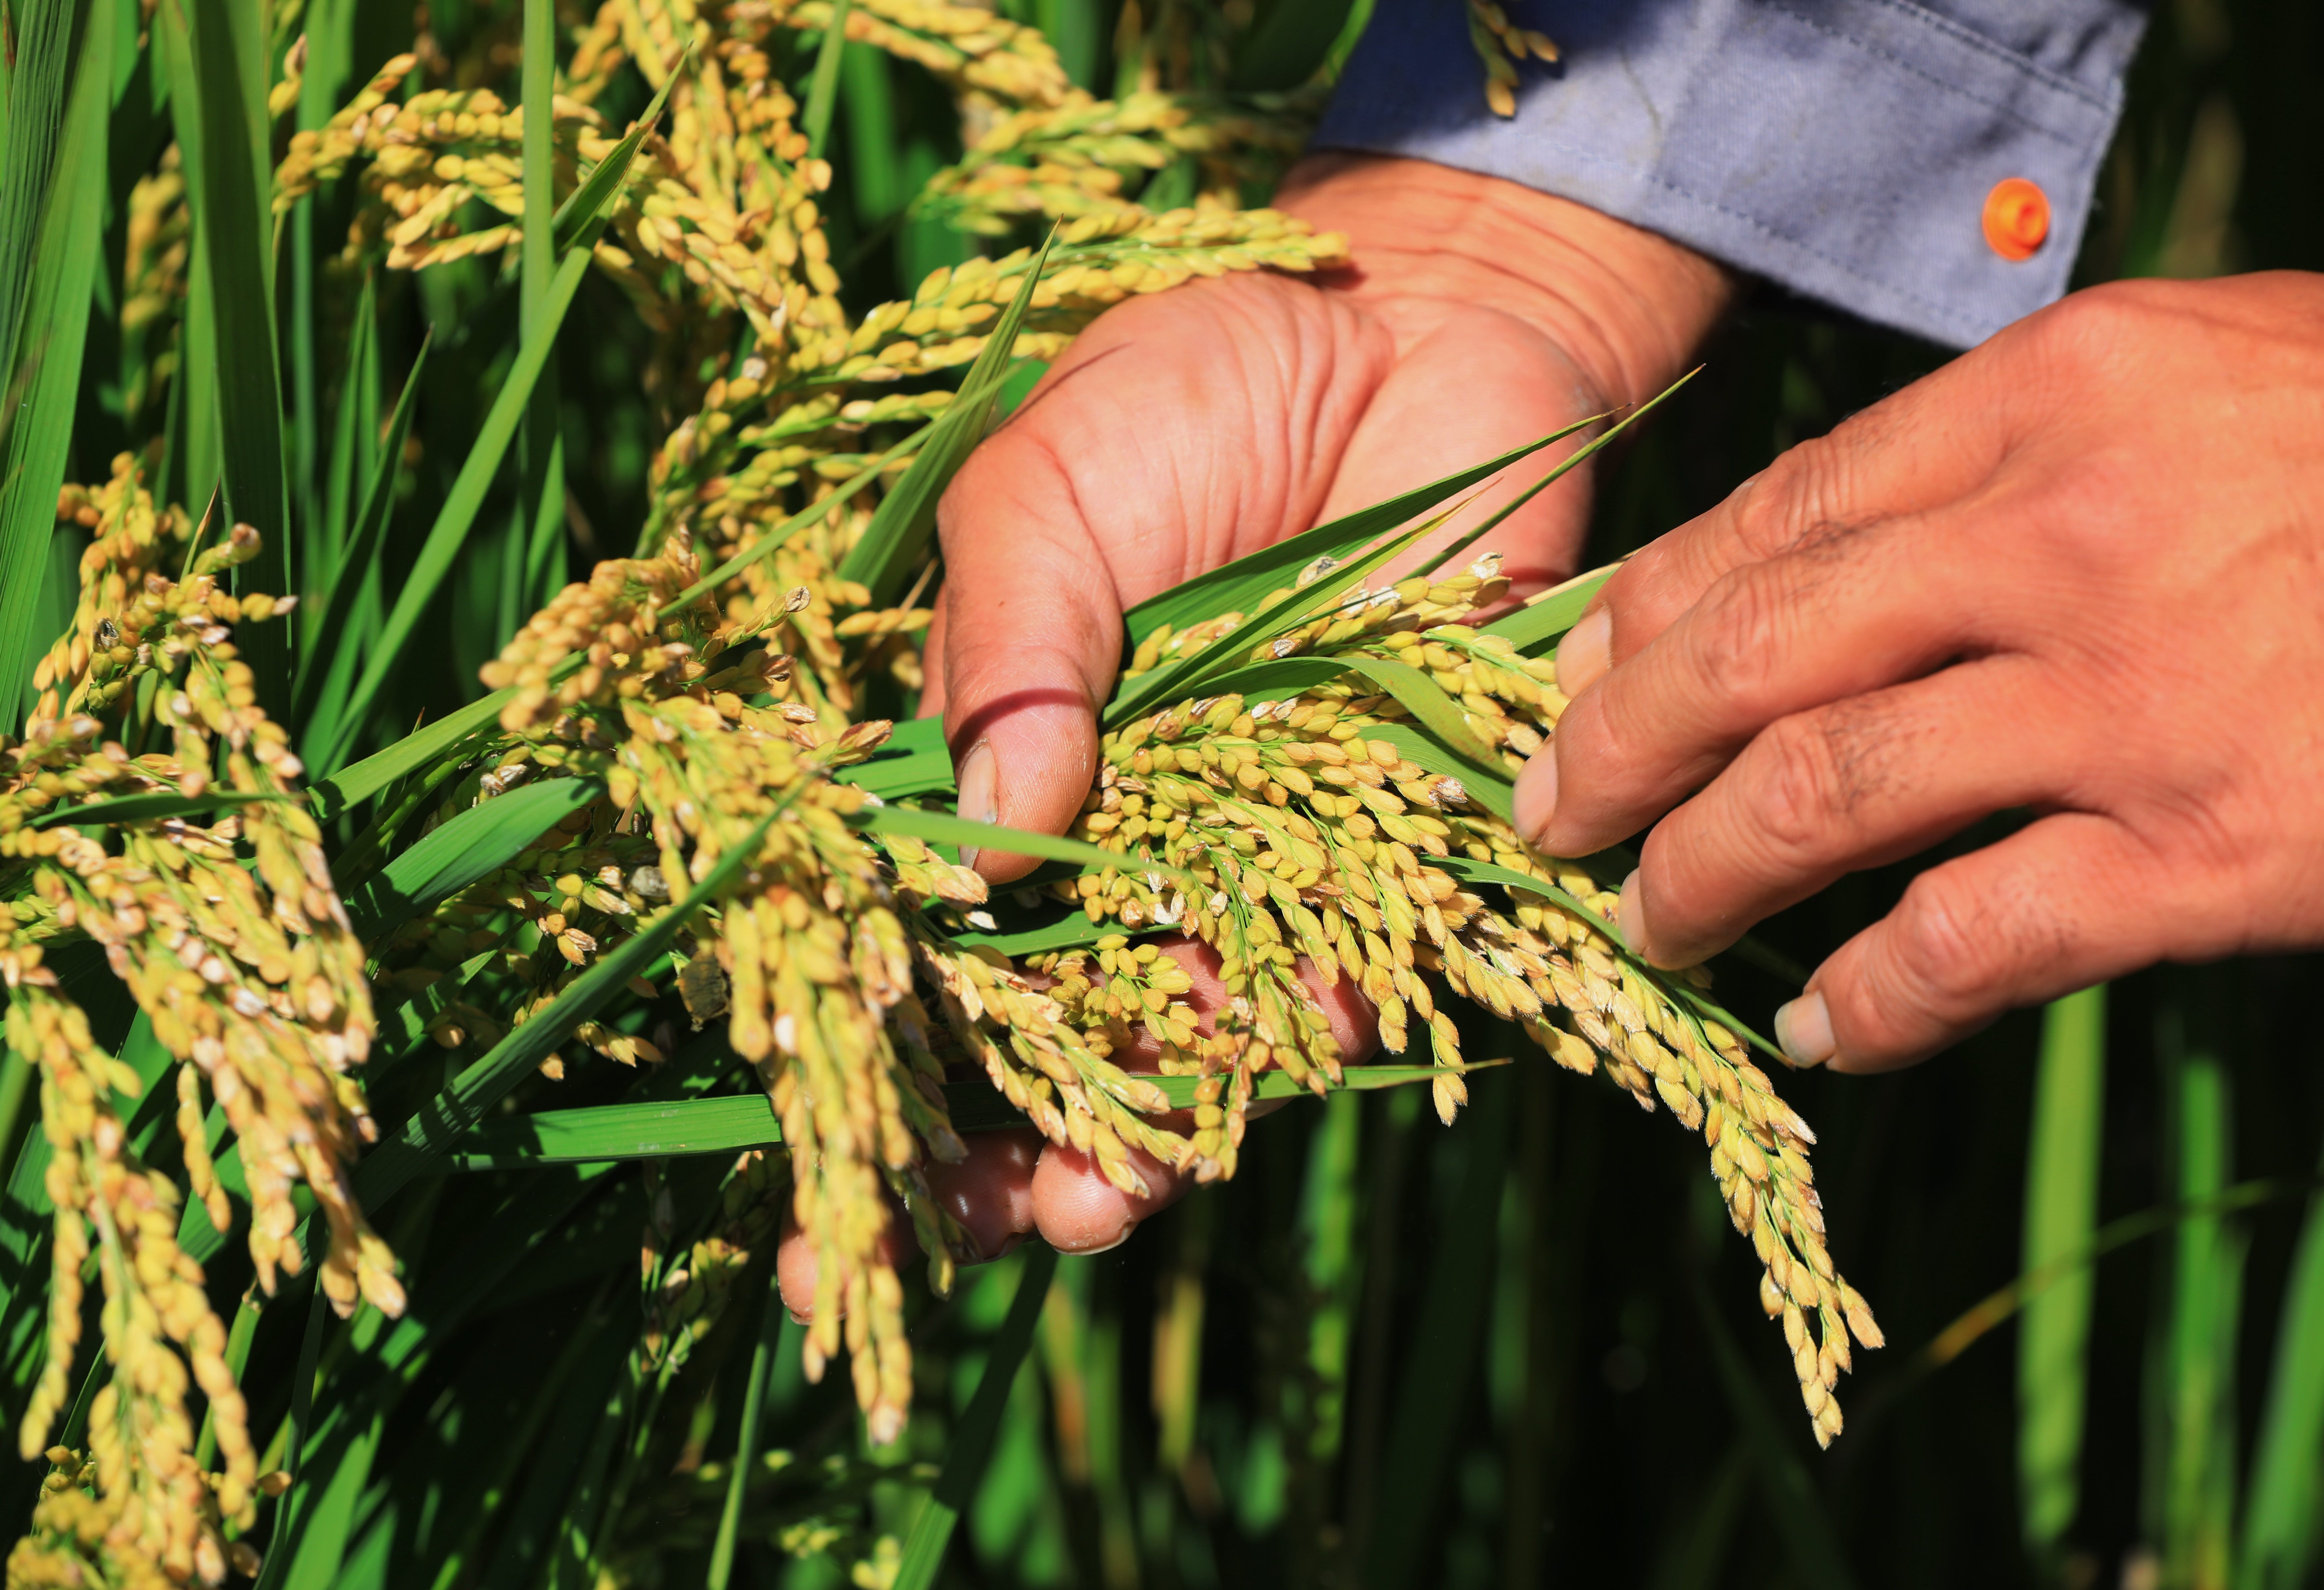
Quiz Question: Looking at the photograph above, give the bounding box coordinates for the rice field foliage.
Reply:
[0,0,2319,1584]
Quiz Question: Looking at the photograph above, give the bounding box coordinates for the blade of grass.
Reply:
[294,329,433,755]
[254,1289,329,1590]
[1227,0,1355,90]
[549,58,684,254]
[0,0,87,394]
[180,0,291,715]
[2237,1134,2324,1590]
[834,712,952,798]
[316,241,595,775]
[323,72,679,774]
[2018,985,2107,1564]
[311,689,515,823]
[835,233,1052,602]
[432,1063,1478,1167]
[1433,853,1784,1062]
[1197,653,1501,770]
[1122,426,1592,642]
[0,0,108,733]
[1693,1276,1859,1590]
[894,1243,1060,1590]
[847,803,1196,880]
[665,422,932,607]
[1105,510,1453,730]
[340,774,603,940]
[27,788,287,828]
[351,798,794,1210]
[800,0,852,159]
[292,0,355,572]
[708,1269,785,1590]
[1409,369,1699,585]
[2154,969,2243,1590]
[310,272,378,651]
[1479,562,1619,655]
[517,0,565,623]
[1361,1064,1511,1590]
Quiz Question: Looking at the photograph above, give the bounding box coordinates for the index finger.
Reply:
[1552,343,2018,702]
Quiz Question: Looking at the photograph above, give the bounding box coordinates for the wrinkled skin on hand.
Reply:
[1518,273,2324,1073]
[774,156,1729,1307]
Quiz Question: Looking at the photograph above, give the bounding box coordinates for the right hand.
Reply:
[778,156,1733,1319]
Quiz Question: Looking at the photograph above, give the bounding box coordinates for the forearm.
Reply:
[1278,153,1738,409]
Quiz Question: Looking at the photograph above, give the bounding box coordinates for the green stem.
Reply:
[707,1271,786,1589]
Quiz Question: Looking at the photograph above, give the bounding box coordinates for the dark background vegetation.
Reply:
[16,0,2324,1583]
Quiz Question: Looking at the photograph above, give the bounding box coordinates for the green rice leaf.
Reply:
[316,241,595,776]
[2236,1142,2324,1590]
[1227,0,1356,89]
[0,0,109,733]
[1121,424,1594,642]
[946,912,1152,957]
[2018,986,2106,1562]
[836,233,1054,604]
[341,775,605,940]
[311,689,516,823]
[1361,1071,1510,1590]
[801,0,852,159]
[351,799,792,1208]
[435,1062,1479,1167]
[253,1291,330,1590]
[0,0,88,405]
[848,802,1196,880]
[835,713,953,799]
[294,329,433,760]
[1692,1280,1859,1590]
[1479,562,1617,655]
[321,73,675,775]
[181,0,292,714]
[28,788,287,829]
[1409,369,1700,585]
[664,426,929,609]
[1104,513,1448,730]
[1196,652,1502,771]
[892,1244,1059,1590]
[549,59,683,253]
[1365,724,1514,822]
[1433,853,1783,1062]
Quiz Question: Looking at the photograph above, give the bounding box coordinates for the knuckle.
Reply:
[2020,282,2163,386]
[1731,434,1861,558]
[1689,565,1795,709]
[1885,868,2016,1016]
[1747,714,1853,859]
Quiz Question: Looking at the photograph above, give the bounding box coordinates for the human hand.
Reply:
[1518,273,2324,1073]
[879,155,1730,1273]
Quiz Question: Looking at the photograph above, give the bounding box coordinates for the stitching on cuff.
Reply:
[1842,0,2123,111]
[1759,2,2103,144]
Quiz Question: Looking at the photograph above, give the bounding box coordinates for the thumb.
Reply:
[935,417,1124,884]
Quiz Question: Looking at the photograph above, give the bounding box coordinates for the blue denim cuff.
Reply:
[1312,0,2147,348]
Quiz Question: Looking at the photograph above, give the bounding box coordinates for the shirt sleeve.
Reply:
[1310,0,2148,348]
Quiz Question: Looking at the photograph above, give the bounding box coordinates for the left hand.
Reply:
[1516,273,2324,1073]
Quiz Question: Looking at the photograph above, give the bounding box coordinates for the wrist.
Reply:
[1277,153,1736,409]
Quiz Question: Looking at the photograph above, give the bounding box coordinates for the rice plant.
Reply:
[1,0,2320,1585]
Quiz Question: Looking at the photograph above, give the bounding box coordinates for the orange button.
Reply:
[1982,177,2051,262]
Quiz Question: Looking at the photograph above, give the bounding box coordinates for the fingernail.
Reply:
[1556,607,1612,697]
[968,1232,1025,1266]
[1774,992,1835,1069]
[955,739,996,871]
[1513,748,1558,847]
[1616,868,1651,960]
[787,1309,811,1325]
[1071,1224,1133,1256]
